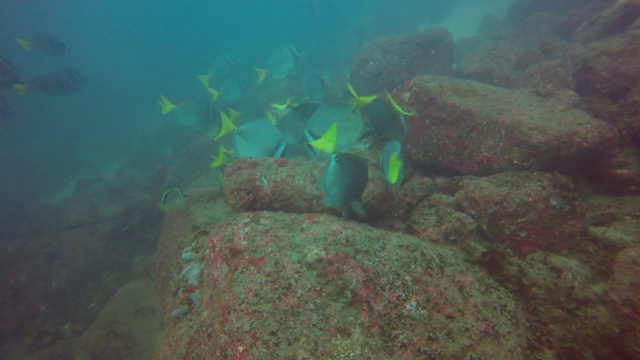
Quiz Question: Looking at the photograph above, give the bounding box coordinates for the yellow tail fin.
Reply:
[254,67,268,84]
[309,123,338,154]
[227,108,241,122]
[207,87,220,101]
[266,111,278,125]
[12,84,28,96]
[386,92,415,116]
[347,83,376,106]
[15,38,33,51]
[210,145,232,169]
[388,152,402,184]
[157,95,176,115]
[215,111,237,140]
[198,74,211,88]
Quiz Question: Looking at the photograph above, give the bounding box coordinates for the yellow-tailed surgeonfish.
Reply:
[15,33,68,56]
[27,67,85,96]
[366,97,408,142]
[304,83,375,158]
[263,44,300,80]
[310,123,369,218]
[379,140,404,191]
[215,111,287,159]
[210,145,233,169]
[254,67,268,85]
[158,95,177,115]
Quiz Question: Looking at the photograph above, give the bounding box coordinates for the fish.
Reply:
[215,112,287,158]
[15,32,69,56]
[379,141,404,191]
[304,83,375,158]
[208,55,238,80]
[0,95,13,126]
[210,145,233,169]
[366,97,407,142]
[263,44,300,80]
[254,67,268,84]
[29,67,86,96]
[310,123,369,218]
[0,57,21,92]
[159,188,188,212]
[173,98,215,126]
[158,95,177,115]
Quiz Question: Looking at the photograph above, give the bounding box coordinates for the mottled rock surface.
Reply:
[154,212,525,359]
[350,27,454,94]
[395,75,619,175]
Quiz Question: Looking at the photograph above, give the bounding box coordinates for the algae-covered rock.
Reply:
[154,212,525,359]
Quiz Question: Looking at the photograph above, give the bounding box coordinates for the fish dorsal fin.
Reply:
[309,123,337,154]
[15,38,33,51]
[206,87,220,101]
[386,92,415,116]
[215,111,237,140]
[387,151,402,185]
[254,67,268,84]
[158,95,176,115]
[347,83,376,106]
[197,74,211,88]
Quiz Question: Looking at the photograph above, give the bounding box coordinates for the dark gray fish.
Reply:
[319,152,369,218]
[31,32,69,56]
[0,57,21,92]
[366,97,406,142]
[0,95,13,125]
[31,67,86,96]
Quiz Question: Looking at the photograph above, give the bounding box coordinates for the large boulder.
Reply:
[395,75,619,175]
[455,171,587,256]
[350,27,454,94]
[154,212,526,359]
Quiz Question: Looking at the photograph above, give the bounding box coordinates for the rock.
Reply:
[573,0,640,43]
[153,212,525,359]
[455,171,587,256]
[408,194,479,247]
[31,278,160,360]
[223,157,413,220]
[608,246,640,322]
[350,27,454,94]
[395,75,619,175]
[573,30,640,101]
[589,146,640,195]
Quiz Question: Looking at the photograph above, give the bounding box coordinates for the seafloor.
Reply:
[2,1,640,359]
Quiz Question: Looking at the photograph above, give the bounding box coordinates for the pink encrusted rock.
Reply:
[154,212,525,359]
[395,75,619,175]
[573,30,640,101]
[223,157,412,220]
[608,246,640,322]
[350,27,454,94]
[455,171,587,256]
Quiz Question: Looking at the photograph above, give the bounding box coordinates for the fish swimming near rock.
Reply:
[216,112,287,159]
[15,32,69,56]
[366,96,407,142]
[310,123,369,218]
[304,83,375,158]
[19,67,86,96]
[263,44,300,80]
[379,140,404,191]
